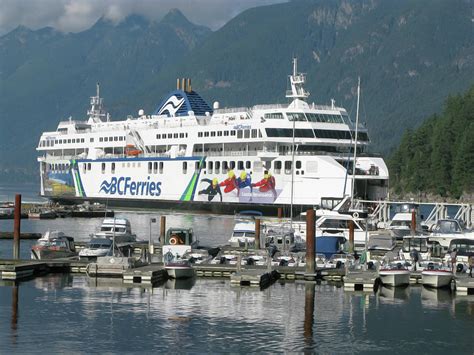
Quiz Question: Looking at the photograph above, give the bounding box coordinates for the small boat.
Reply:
[164,253,195,279]
[78,238,114,260]
[326,253,355,269]
[228,213,259,248]
[70,202,114,218]
[28,208,57,219]
[387,203,423,240]
[93,218,137,244]
[421,262,453,288]
[378,262,410,287]
[264,222,305,252]
[31,230,77,260]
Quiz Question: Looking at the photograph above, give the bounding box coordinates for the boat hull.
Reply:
[31,249,76,260]
[378,270,410,287]
[421,270,453,288]
[165,265,195,279]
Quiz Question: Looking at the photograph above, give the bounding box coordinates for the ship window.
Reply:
[237,130,243,139]
[253,161,263,172]
[195,161,200,171]
[246,161,251,169]
[215,161,220,174]
[99,137,103,142]
[198,132,203,137]
[251,129,258,138]
[211,131,216,137]
[83,163,86,174]
[224,131,229,136]
[148,162,152,174]
[183,162,187,174]
[174,133,178,138]
[287,112,307,122]
[285,161,292,174]
[244,130,250,139]
[231,130,236,136]
[204,132,209,137]
[114,137,118,141]
[208,161,213,174]
[111,163,115,174]
[82,138,85,143]
[104,137,108,142]
[217,131,222,136]
[202,161,206,169]
[186,133,188,138]
[238,161,244,170]
[168,133,172,139]
[274,161,282,174]
[259,130,262,138]
[159,162,164,174]
[222,161,228,173]
[230,161,235,169]
[101,163,106,174]
[153,162,158,174]
[296,161,302,169]
[157,134,161,139]
[119,136,124,141]
[88,163,91,170]
[90,138,94,142]
[264,112,284,119]
[68,139,71,143]
[55,140,58,144]
[180,133,184,138]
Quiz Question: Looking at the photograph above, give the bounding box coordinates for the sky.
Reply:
[0,0,288,35]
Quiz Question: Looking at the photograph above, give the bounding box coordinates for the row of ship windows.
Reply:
[197,129,262,139]
[265,128,369,141]
[264,112,346,124]
[82,159,304,176]
[156,133,189,139]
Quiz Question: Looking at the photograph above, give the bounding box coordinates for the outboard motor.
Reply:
[456,263,464,273]
[427,262,434,270]
[219,256,227,264]
[279,259,289,266]
[367,261,375,270]
[336,260,343,269]
[246,257,255,266]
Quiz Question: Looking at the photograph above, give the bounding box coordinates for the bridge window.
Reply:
[224,131,229,136]
[195,161,200,171]
[101,163,106,174]
[244,130,250,139]
[153,162,158,174]
[183,162,187,174]
[90,138,94,142]
[251,129,258,138]
[168,133,172,139]
[230,161,235,169]
[180,133,184,138]
[264,112,284,119]
[88,163,91,171]
[285,161,292,174]
[157,134,161,139]
[174,133,178,138]
[237,130,243,139]
[222,161,228,173]
[211,131,216,137]
[287,112,307,122]
[159,162,164,174]
[231,130,236,136]
[111,163,115,174]
[296,161,302,169]
[198,132,203,137]
[246,161,251,169]
[148,162,152,174]
[208,161,213,174]
[204,132,209,137]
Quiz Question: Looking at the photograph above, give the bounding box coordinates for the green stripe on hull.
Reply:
[180,157,205,201]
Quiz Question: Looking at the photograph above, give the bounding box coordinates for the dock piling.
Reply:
[411,209,416,236]
[305,208,315,274]
[348,220,354,253]
[13,194,21,259]
[255,218,261,249]
[159,216,166,245]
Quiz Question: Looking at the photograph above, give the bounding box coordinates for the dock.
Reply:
[455,275,474,295]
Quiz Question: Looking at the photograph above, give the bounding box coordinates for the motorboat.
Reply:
[78,238,114,260]
[162,227,199,258]
[429,219,474,253]
[163,251,195,279]
[28,208,57,219]
[264,222,304,252]
[387,203,422,240]
[401,235,431,261]
[443,238,474,273]
[367,233,397,259]
[93,218,137,244]
[315,236,347,259]
[228,211,261,248]
[326,253,355,269]
[421,262,453,288]
[71,202,114,218]
[378,262,410,287]
[31,230,77,260]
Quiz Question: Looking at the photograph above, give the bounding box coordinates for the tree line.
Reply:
[389,85,474,199]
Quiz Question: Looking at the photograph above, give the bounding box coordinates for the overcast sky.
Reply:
[0,0,288,35]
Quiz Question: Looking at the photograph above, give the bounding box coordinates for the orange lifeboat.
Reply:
[125,144,142,156]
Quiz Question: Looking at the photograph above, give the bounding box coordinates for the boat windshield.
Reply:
[402,238,428,252]
[100,227,126,233]
[390,220,411,227]
[433,220,461,233]
[233,232,255,238]
[448,240,474,254]
[319,219,365,230]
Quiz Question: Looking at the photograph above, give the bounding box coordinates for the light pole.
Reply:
[149,218,156,263]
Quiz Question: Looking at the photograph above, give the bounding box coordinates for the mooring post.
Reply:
[11,285,19,332]
[13,194,21,259]
[348,220,354,253]
[305,208,315,273]
[411,209,416,236]
[255,218,261,249]
[160,215,166,245]
[277,207,283,219]
[304,282,315,346]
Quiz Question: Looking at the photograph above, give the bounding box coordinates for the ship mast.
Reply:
[87,82,107,124]
[350,77,361,209]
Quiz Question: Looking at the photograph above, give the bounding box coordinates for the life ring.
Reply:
[170,235,179,245]
[352,212,359,218]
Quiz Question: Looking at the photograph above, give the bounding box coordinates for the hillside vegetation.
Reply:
[389,86,474,199]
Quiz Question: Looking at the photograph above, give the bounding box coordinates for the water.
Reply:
[0,182,46,204]
[1,183,473,352]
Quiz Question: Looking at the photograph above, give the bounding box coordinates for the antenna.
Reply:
[350,77,361,208]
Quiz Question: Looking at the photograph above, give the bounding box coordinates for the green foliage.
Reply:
[389,86,474,198]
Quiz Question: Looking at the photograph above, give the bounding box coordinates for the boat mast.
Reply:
[350,77,361,209]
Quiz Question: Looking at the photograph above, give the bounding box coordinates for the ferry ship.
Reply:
[37,59,388,213]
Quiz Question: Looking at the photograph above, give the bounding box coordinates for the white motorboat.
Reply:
[164,259,195,279]
[429,219,474,253]
[93,218,137,244]
[228,211,262,248]
[387,203,423,240]
[378,262,410,287]
[78,238,113,260]
[421,262,453,288]
[162,227,199,258]
[31,230,77,260]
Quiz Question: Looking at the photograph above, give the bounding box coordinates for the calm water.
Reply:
[1,183,473,353]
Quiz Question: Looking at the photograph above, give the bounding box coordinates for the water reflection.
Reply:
[421,286,453,308]
[378,285,410,304]
[165,277,196,290]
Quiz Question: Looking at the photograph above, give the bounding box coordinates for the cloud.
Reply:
[0,0,287,35]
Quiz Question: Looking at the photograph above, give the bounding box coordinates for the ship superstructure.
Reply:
[37,59,388,212]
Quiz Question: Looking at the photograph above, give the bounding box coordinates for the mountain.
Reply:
[0,10,211,180]
[1,1,473,183]
[389,85,474,200]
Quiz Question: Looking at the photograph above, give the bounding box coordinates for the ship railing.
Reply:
[214,107,249,114]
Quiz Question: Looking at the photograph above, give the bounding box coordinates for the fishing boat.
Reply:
[36,59,388,214]
[421,262,453,288]
[228,212,260,248]
[78,238,113,260]
[378,262,410,287]
[31,230,77,260]
[164,257,195,279]
[93,218,137,244]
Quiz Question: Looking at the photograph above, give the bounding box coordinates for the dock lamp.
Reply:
[149,218,157,262]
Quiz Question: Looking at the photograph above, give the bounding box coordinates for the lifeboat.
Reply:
[125,144,142,156]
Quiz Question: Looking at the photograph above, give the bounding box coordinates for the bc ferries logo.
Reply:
[158,95,185,116]
[99,177,162,196]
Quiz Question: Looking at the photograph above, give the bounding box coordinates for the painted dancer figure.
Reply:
[220,170,238,194]
[236,171,253,198]
[198,178,222,202]
[252,170,276,200]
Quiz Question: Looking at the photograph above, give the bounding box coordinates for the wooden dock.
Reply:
[230,269,280,288]
[455,275,474,295]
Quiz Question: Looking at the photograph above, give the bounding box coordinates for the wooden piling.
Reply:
[277,207,283,219]
[13,194,21,259]
[160,216,166,245]
[304,282,315,345]
[411,209,416,236]
[255,218,261,249]
[348,220,354,253]
[11,285,18,331]
[306,208,315,273]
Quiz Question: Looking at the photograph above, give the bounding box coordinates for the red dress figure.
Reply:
[220,170,238,193]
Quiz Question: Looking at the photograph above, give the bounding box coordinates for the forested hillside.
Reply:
[389,86,474,199]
